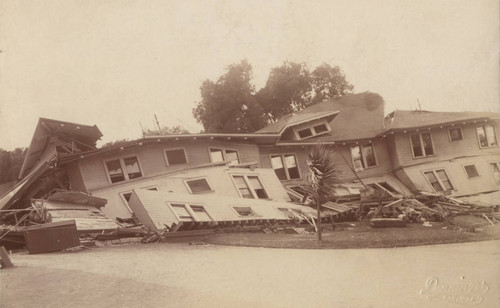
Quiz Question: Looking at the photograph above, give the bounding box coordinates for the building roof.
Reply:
[257,92,386,142]
[256,110,339,134]
[383,110,500,132]
[19,118,103,178]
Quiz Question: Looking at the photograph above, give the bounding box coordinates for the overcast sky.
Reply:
[0,0,498,150]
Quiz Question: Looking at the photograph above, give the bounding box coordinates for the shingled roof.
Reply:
[256,92,386,142]
[383,110,500,132]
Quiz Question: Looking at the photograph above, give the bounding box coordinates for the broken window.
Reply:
[424,169,454,192]
[233,206,256,217]
[476,124,497,148]
[232,175,269,199]
[410,133,434,158]
[165,148,187,165]
[464,165,479,178]
[106,159,125,183]
[448,127,463,141]
[123,157,142,179]
[270,154,300,180]
[105,156,143,183]
[185,178,213,193]
[350,144,376,172]
[209,148,240,165]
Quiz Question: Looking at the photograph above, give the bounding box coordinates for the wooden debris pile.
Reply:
[364,191,499,225]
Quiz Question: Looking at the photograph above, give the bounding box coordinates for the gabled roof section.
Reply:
[256,110,339,134]
[19,118,102,178]
[257,92,386,142]
[383,110,500,132]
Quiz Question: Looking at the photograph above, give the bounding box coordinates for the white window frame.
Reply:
[490,161,500,184]
[476,124,498,148]
[164,147,188,166]
[103,155,143,184]
[462,164,480,179]
[232,206,259,217]
[184,177,214,194]
[269,153,301,180]
[167,202,195,222]
[448,127,463,142]
[167,202,214,222]
[119,185,159,213]
[230,174,270,199]
[188,204,214,222]
[208,147,240,165]
[422,169,454,192]
[409,132,435,158]
[293,120,331,140]
[350,143,377,172]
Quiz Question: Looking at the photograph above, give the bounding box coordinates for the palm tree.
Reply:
[306,144,338,241]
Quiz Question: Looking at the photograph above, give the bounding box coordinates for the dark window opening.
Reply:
[165,149,187,165]
[233,207,255,217]
[298,128,313,139]
[464,165,479,178]
[186,178,212,193]
[449,128,463,141]
[313,124,328,134]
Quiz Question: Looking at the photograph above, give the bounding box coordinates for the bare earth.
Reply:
[1,240,499,308]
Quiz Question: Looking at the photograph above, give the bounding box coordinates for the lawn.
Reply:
[202,216,500,249]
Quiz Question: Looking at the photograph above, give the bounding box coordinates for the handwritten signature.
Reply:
[420,277,489,305]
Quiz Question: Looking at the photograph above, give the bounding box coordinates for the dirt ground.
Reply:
[1,240,499,308]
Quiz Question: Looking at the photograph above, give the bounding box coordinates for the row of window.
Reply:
[410,124,497,159]
[168,203,267,222]
[105,147,240,184]
[120,174,270,212]
[103,124,498,186]
[423,162,500,192]
[104,147,374,188]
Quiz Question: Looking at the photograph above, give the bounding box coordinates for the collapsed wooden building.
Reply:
[1,92,499,241]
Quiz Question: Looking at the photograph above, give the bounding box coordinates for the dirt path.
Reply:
[1,240,499,308]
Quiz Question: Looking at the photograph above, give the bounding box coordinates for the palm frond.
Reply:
[305,144,339,204]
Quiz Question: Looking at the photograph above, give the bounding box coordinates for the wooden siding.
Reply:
[391,122,500,168]
[259,138,395,186]
[128,189,312,230]
[402,154,500,196]
[77,140,260,192]
[89,166,290,219]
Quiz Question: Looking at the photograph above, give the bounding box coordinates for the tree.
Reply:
[193,60,267,133]
[257,61,312,122]
[311,63,353,104]
[258,61,353,121]
[193,60,354,131]
[0,147,27,184]
[306,144,338,241]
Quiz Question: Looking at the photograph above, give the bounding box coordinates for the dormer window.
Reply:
[294,122,331,140]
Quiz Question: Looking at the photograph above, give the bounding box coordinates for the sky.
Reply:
[0,0,498,150]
